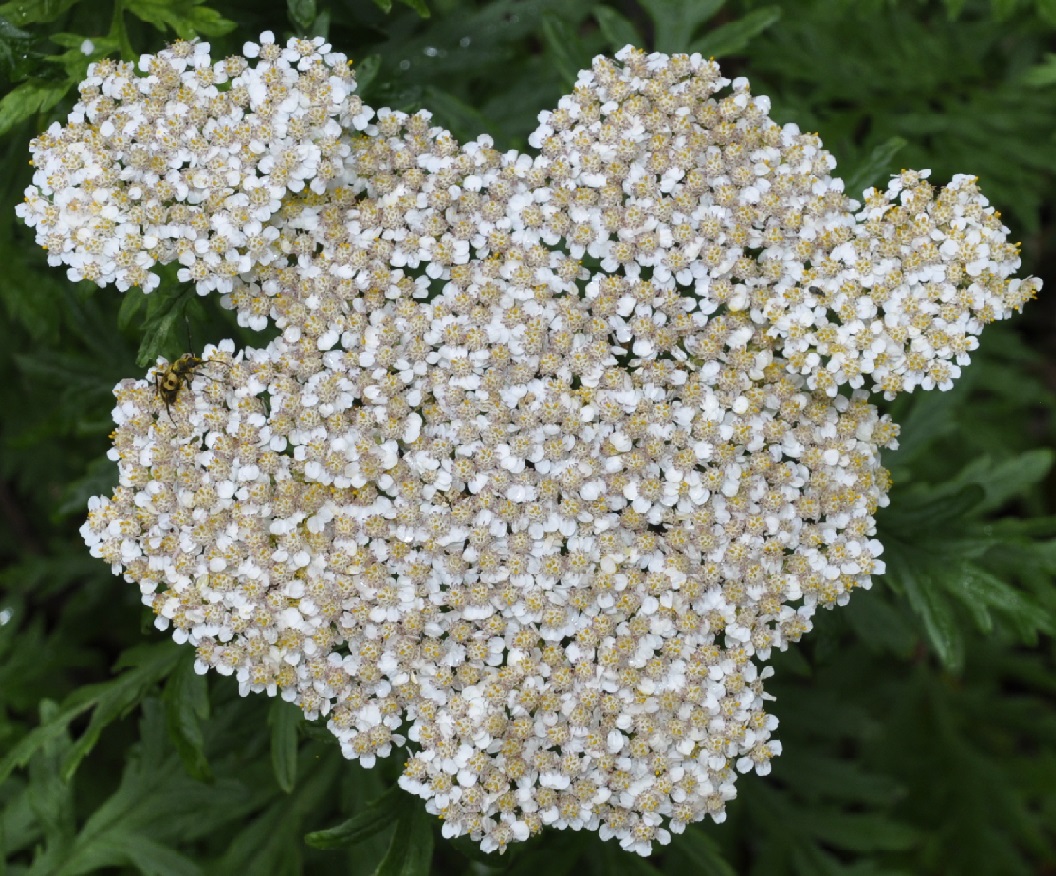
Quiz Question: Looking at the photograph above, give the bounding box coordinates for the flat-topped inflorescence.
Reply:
[19,37,1040,856]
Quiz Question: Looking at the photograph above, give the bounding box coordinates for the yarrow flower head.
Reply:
[22,38,1041,856]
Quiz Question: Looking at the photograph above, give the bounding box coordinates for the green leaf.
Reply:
[896,557,964,671]
[0,78,68,138]
[808,811,920,852]
[162,653,211,782]
[122,0,236,39]
[674,826,737,875]
[305,785,403,849]
[42,32,119,81]
[0,774,43,859]
[541,13,587,88]
[777,753,905,807]
[956,449,1054,515]
[287,0,317,31]
[397,0,430,17]
[36,834,203,876]
[137,285,197,367]
[502,831,582,876]
[956,564,1053,640]
[885,376,970,469]
[26,701,224,876]
[26,701,76,848]
[352,54,381,95]
[593,6,640,52]
[599,842,661,874]
[0,237,67,342]
[423,85,500,145]
[843,137,908,199]
[690,6,782,59]
[884,484,986,534]
[0,643,181,785]
[268,699,301,793]
[373,796,434,876]
[214,741,338,874]
[62,644,184,781]
[117,287,146,333]
[0,14,36,79]
[638,0,724,54]
[844,591,917,656]
[0,0,80,25]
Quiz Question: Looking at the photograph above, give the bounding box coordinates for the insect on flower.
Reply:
[153,353,226,419]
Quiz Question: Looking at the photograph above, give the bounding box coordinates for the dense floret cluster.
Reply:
[20,36,1040,855]
[17,33,369,293]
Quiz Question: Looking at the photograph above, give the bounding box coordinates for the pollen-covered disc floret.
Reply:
[52,40,1040,856]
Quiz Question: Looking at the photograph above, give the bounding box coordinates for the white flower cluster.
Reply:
[23,38,1040,856]
[16,33,369,293]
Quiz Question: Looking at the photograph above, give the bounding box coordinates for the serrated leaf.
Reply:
[691,6,782,59]
[214,741,337,874]
[896,558,964,671]
[1,774,43,859]
[268,699,300,793]
[957,449,1054,514]
[0,78,68,137]
[25,701,76,847]
[41,32,118,81]
[62,645,184,781]
[123,0,235,39]
[957,564,1052,640]
[0,643,181,785]
[28,701,212,876]
[593,6,640,52]
[0,237,67,342]
[778,753,906,807]
[305,785,403,849]
[373,796,433,876]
